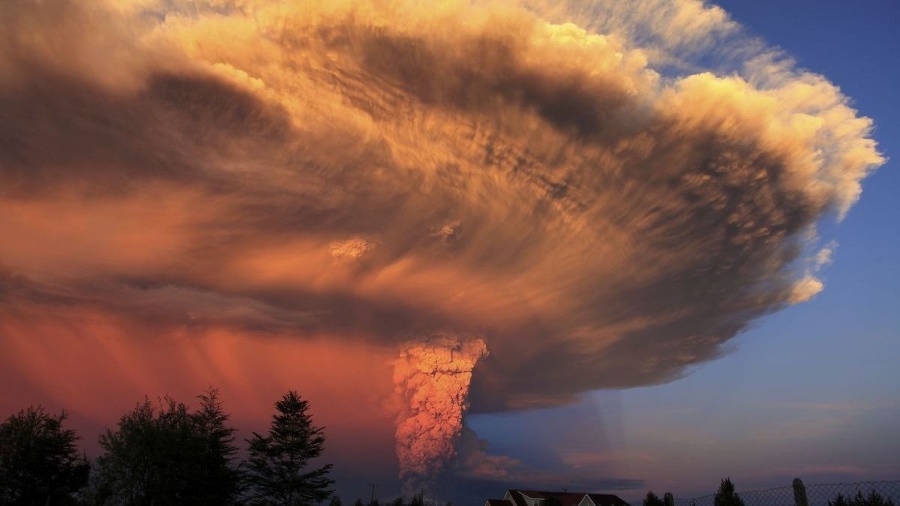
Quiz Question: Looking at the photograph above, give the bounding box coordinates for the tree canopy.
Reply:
[829,491,896,506]
[0,406,89,505]
[714,478,745,506]
[93,388,241,505]
[644,491,665,506]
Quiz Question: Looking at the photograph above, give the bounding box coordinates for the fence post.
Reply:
[664,493,674,506]
[793,478,809,506]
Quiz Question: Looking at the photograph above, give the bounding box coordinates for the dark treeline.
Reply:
[0,388,349,506]
[335,493,436,506]
[643,478,746,506]
[642,479,896,506]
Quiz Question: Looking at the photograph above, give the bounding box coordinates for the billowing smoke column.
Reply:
[393,335,488,491]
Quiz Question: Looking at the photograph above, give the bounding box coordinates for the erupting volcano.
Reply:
[393,335,488,492]
[0,0,887,499]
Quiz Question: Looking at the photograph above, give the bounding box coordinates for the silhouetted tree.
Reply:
[244,391,334,505]
[96,397,198,504]
[190,388,242,503]
[95,389,241,505]
[0,406,89,505]
[353,498,365,506]
[330,495,344,506]
[389,497,404,506]
[792,478,809,506]
[644,491,665,506]
[74,464,115,506]
[829,491,896,506]
[714,478,745,506]
[369,499,381,506]
[832,495,850,506]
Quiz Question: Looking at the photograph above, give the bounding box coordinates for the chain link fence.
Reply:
[634,481,900,506]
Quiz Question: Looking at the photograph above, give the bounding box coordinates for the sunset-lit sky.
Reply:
[0,0,897,504]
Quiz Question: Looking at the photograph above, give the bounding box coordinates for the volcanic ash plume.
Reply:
[393,335,488,490]
[0,0,887,460]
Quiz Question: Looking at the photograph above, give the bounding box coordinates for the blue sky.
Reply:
[469,1,900,499]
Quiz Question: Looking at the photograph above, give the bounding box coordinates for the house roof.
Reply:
[584,494,631,506]
[511,490,589,506]
[502,490,630,506]
[501,489,630,506]
[506,490,529,506]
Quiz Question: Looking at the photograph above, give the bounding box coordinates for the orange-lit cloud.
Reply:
[0,0,884,491]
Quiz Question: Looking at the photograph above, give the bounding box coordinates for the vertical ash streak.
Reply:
[393,334,488,492]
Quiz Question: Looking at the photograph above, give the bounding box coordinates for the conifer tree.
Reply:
[190,388,242,504]
[714,478,745,506]
[244,391,334,505]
